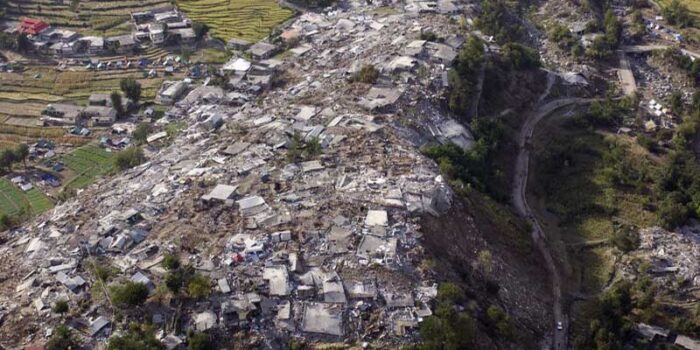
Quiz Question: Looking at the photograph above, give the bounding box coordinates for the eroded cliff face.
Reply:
[421,195,553,349]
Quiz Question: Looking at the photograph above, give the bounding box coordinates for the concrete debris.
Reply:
[0,0,478,347]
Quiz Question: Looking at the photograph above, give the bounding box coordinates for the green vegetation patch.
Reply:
[176,0,294,42]
[0,178,53,217]
[61,144,115,190]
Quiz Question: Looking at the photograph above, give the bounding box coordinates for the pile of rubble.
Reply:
[0,0,483,348]
[619,226,700,291]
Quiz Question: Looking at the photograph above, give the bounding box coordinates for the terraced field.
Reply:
[0,178,54,217]
[61,144,115,190]
[4,0,171,35]
[177,0,294,42]
[0,47,181,147]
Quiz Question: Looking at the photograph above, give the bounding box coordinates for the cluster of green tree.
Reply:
[162,253,212,299]
[0,32,32,52]
[662,0,694,28]
[192,22,210,41]
[120,78,142,104]
[653,146,700,229]
[548,24,584,57]
[0,143,29,173]
[286,132,322,163]
[350,64,379,84]
[115,147,146,170]
[573,282,635,349]
[418,283,477,349]
[586,10,622,59]
[422,117,506,199]
[580,95,635,127]
[110,281,150,307]
[447,35,485,115]
[474,0,523,44]
[659,47,700,86]
[575,269,700,349]
[107,322,163,350]
[501,42,541,70]
[46,325,81,350]
[652,96,700,229]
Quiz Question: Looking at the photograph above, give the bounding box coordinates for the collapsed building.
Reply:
[0,0,491,348]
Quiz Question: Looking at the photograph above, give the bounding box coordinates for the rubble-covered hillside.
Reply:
[0,0,554,349]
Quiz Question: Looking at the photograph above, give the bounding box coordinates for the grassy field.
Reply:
[657,0,700,18]
[0,178,53,217]
[176,0,294,42]
[531,118,661,293]
[61,144,115,190]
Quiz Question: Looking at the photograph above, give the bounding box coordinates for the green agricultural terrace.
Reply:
[176,0,294,42]
[0,178,53,217]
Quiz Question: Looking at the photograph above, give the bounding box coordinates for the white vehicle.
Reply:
[556,321,563,330]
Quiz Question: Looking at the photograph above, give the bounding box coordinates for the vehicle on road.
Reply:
[557,322,563,330]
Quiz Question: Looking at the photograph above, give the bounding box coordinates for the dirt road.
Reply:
[512,72,589,350]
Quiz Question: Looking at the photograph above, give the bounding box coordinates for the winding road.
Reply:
[511,72,591,350]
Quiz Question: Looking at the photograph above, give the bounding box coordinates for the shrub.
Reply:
[107,322,163,350]
[352,64,379,84]
[46,325,80,350]
[187,273,211,299]
[132,123,151,144]
[110,281,149,307]
[52,300,69,315]
[637,134,657,152]
[188,332,213,350]
[162,253,181,270]
[501,42,541,70]
[115,147,146,170]
[419,31,439,42]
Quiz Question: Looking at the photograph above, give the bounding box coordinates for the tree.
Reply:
[16,33,31,53]
[437,282,465,304]
[604,10,622,49]
[448,35,485,115]
[187,273,211,299]
[115,147,146,170]
[486,305,514,339]
[14,143,28,169]
[0,148,16,172]
[46,325,80,350]
[109,281,149,307]
[668,91,684,115]
[188,332,213,350]
[120,78,142,104]
[111,92,125,117]
[192,22,210,40]
[52,299,69,315]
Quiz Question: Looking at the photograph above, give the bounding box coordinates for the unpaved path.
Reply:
[512,72,590,350]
